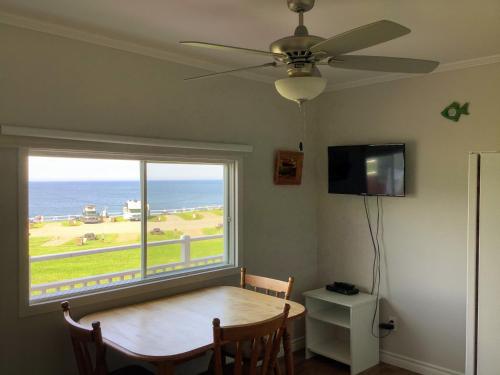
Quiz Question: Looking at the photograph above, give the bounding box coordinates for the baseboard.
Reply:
[275,336,305,359]
[292,336,306,352]
[380,350,464,375]
[295,337,462,375]
[294,337,462,375]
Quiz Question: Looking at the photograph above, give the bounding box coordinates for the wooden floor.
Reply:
[290,353,418,375]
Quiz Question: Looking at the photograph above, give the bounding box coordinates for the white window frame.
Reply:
[19,147,242,316]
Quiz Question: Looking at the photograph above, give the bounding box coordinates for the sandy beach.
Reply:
[30,212,223,242]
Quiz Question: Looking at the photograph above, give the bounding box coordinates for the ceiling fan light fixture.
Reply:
[181,1,439,102]
[274,76,327,103]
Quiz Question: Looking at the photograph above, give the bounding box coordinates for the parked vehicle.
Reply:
[123,200,149,221]
[81,205,101,224]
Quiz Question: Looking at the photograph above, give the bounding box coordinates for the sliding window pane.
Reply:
[145,162,226,277]
[28,156,141,301]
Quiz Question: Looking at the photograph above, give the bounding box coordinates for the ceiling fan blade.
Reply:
[310,20,411,57]
[329,55,439,73]
[180,41,284,58]
[185,62,278,81]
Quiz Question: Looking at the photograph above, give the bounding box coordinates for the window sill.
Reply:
[20,265,240,317]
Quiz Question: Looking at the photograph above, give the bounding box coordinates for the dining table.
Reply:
[79,285,306,374]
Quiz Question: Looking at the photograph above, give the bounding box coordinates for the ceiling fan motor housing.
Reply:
[270,35,324,61]
[270,35,324,76]
[287,0,315,13]
[271,0,324,78]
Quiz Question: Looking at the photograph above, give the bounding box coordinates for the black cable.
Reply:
[363,195,377,295]
[375,195,380,296]
[373,196,391,338]
[374,195,380,299]
[364,195,392,339]
[375,196,381,304]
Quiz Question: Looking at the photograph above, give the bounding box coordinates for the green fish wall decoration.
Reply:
[441,101,470,122]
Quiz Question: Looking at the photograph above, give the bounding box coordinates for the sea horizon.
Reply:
[29,179,222,182]
[29,180,224,217]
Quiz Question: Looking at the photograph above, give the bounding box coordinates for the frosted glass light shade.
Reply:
[275,76,327,103]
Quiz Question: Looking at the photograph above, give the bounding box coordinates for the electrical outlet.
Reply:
[388,315,398,331]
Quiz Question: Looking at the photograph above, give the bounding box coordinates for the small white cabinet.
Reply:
[303,288,379,375]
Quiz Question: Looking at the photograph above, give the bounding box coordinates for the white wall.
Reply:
[2,19,499,375]
[315,63,500,373]
[0,24,319,374]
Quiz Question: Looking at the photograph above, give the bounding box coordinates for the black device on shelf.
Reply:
[326,282,360,295]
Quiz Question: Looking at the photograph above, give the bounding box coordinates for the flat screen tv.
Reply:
[328,144,405,196]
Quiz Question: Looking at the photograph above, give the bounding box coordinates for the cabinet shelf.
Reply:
[304,288,379,375]
[308,339,351,365]
[308,309,350,328]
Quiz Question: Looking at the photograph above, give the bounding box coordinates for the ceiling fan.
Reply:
[180,0,439,105]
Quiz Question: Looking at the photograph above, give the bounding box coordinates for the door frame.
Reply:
[466,152,479,375]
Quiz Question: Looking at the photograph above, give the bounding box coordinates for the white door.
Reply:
[477,153,500,375]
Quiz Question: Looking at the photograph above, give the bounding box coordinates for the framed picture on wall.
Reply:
[274,150,304,185]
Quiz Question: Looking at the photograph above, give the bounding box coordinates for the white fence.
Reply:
[30,205,223,223]
[30,234,224,300]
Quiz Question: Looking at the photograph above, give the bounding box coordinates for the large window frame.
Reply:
[19,148,241,314]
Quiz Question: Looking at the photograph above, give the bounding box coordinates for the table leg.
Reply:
[157,361,175,375]
[283,326,294,375]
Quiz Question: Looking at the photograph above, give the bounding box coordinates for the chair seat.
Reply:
[110,364,153,375]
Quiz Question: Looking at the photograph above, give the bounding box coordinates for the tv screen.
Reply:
[328,144,405,196]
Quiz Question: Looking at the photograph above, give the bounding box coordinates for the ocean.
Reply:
[29,180,224,217]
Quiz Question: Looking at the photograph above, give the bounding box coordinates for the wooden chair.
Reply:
[233,268,295,374]
[61,301,152,375]
[212,304,291,375]
[240,268,294,300]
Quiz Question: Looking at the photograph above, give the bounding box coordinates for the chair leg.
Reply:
[208,352,215,372]
[282,327,294,375]
[238,360,248,375]
[209,353,226,372]
[273,362,282,375]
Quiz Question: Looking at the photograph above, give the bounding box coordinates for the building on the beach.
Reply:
[81,204,101,224]
[123,200,149,221]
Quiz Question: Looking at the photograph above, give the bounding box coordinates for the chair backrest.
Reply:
[212,304,290,375]
[61,301,108,375]
[240,267,294,300]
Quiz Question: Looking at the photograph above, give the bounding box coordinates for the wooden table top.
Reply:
[79,286,306,362]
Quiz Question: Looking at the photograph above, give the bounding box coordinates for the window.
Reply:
[27,154,236,303]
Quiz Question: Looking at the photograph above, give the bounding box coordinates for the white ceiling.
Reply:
[1,0,500,89]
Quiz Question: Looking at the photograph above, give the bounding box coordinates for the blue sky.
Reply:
[28,156,223,181]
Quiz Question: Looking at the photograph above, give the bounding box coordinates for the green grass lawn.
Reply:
[30,230,183,257]
[202,226,224,235]
[173,208,223,221]
[173,211,204,220]
[29,231,222,285]
[30,234,121,256]
[61,220,82,227]
[209,209,224,216]
[147,229,182,242]
[148,214,167,222]
[29,222,46,229]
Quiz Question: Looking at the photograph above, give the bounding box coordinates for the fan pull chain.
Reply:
[298,100,307,152]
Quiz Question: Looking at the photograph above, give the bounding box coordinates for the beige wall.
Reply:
[2,19,499,375]
[315,62,500,372]
[0,24,319,374]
